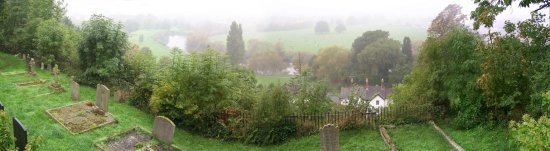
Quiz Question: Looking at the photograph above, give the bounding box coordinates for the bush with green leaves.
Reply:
[510,114,550,150]
[124,44,158,110]
[245,85,296,145]
[150,49,256,137]
[0,111,14,151]
[77,14,128,86]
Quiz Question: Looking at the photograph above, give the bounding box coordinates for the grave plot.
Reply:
[1,71,26,76]
[95,127,182,151]
[15,79,48,87]
[46,102,117,134]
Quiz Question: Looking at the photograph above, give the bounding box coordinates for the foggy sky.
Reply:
[64,0,545,31]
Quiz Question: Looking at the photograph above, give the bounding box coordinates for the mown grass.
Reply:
[437,122,516,150]
[210,23,427,53]
[255,75,294,86]
[0,52,388,150]
[128,29,172,57]
[388,123,454,151]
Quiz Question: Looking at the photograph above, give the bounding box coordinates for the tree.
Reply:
[226,21,245,65]
[428,4,467,36]
[314,21,330,34]
[350,30,390,73]
[186,32,209,51]
[312,46,350,84]
[402,37,413,63]
[356,38,403,85]
[247,50,286,75]
[78,14,128,86]
[470,0,550,30]
[335,23,346,33]
[33,19,78,66]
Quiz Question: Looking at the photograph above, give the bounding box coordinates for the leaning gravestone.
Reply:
[153,116,176,144]
[71,80,79,101]
[320,124,339,151]
[96,84,110,112]
[13,117,28,151]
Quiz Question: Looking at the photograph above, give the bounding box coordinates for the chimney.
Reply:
[365,78,369,91]
[380,78,385,96]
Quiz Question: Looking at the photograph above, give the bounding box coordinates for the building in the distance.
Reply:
[329,78,393,108]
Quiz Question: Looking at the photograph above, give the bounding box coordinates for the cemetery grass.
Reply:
[210,23,427,53]
[0,53,389,150]
[388,123,455,151]
[437,122,517,150]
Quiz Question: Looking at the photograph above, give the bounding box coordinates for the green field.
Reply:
[210,24,427,53]
[128,29,172,57]
[438,122,515,150]
[255,75,294,86]
[388,124,455,151]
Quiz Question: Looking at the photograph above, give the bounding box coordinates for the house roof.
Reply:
[339,86,393,100]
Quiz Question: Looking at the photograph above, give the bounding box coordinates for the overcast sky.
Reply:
[64,0,546,30]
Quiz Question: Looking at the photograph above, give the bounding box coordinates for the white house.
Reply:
[330,78,393,108]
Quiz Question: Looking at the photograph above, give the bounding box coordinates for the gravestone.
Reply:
[28,58,36,76]
[47,64,52,71]
[22,54,26,60]
[40,62,44,70]
[153,116,176,144]
[96,84,110,112]
[71,80,79,101]
[0,102,4,111]
[320,124,339,151]
[13,117,28,151]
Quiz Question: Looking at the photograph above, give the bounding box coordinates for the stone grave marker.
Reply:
[28,58,36,76]
[13,117,28,151]
[0,102,4,111]
[96,84,110,112]
[47,64,52,71]
[71,80,79,101]
[153,116,176,144]
[40,62,44,70]
[320,124,339,151]
[22,54,26,60]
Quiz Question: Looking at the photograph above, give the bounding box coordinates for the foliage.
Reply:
[510,114,550,151]
[357,38,404,85]
[245,85,296,145]
[78,14,128,86]
[311,46,350,84]
[150,49,256,137]
[247,50,286,75]
[335,23,346,33]
[0,111,13,151]
[33,19,79,66]
[314,21,330,34]
[290,72,332,114]
[226,21,245,65]
[125,44,158,110]
[470,0,550,30]
[402,37,413,63]
[428,4,467,36]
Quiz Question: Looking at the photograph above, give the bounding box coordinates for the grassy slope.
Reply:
[388,124,454,151]
[437,122,516,150]
[128,30,172,57]
[210,24,427,53]
[0,53,388,150]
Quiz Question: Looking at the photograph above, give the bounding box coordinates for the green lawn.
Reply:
[255,75,294,86]
[388,124,454,151]
[128,29,172,57]
[0,53,387,150]
[210,23,427,53]
[437,122,516,150]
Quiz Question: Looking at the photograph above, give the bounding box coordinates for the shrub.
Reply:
[245,85,296,145]
[150,49,256,137]
[510,114,550,150]
[0,111,13,150]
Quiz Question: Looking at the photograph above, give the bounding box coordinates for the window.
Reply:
[376,100,379,105]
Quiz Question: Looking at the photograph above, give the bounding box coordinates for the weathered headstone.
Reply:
[40,62,44,70]
[320,124,339,151]
[152,116,176,144]
[28,58,36,76]
[0,102,4,111]
[47,64,52,71]
[13,117,28,151]
[96,84,110,112]
[71,80,79,101]
[22,54,26,60]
